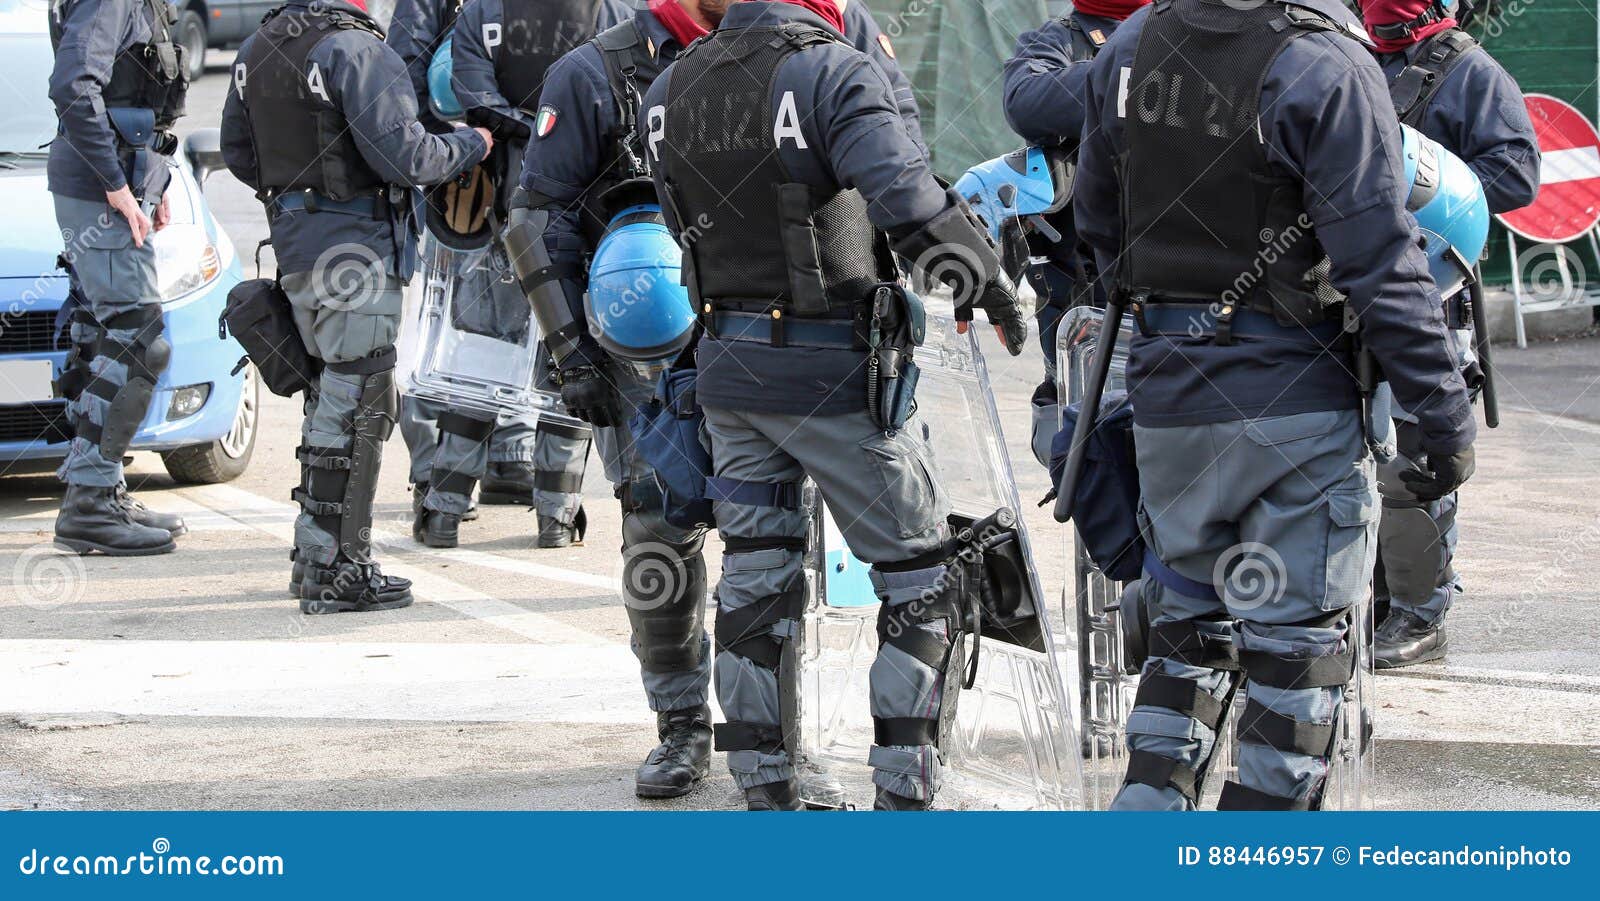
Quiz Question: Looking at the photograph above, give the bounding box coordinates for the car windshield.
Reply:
[0,25,60,157]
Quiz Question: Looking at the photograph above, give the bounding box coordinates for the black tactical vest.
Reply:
[52,0,188,132]
[1389,28,1478,128]
[658,23,896,320]
[493,0,603,113]
[1121,0,1344,326]
[573,17,669,241]
[239,6,387,202]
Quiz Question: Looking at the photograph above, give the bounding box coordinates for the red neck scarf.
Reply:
[1071,0,1150,21]
[1361,1,1456,54]
[759,0,847,35]
[344,0,368,11]
[650,0,711,47]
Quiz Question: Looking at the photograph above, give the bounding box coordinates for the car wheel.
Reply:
[178,8,206,81]
[161,364,260,484]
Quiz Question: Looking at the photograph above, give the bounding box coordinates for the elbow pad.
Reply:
[891,191,1005,305]
[503,203,590,368]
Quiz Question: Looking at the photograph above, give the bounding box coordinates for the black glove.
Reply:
[1400,444,1475,501]
[956,270,1028,356]
[558,362,623,428]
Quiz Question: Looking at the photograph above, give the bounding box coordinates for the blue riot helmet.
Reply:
[1400,123,1490,297]
[428,35,464,121]
[954,146,1073,279]
[584,205,696,369]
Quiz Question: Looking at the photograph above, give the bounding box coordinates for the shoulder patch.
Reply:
[536,105,559,138]
[877,33,896,59]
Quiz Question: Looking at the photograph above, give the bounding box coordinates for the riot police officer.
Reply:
[1359,0,1539,668]
[221,0,492,612]
[1075,0,1477,809]
[644,0,1027,810]
[402,0,630,549]
[47,0,190,556]
[387,0,464,134]
[1002,0,1147,466]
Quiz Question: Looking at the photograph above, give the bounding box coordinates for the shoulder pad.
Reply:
[594,19,642,52]
[1277,0,1374,48]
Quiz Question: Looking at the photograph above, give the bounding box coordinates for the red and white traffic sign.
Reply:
[1497,93,1600,244]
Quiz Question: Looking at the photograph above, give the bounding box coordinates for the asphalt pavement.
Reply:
[1,62,1597,812]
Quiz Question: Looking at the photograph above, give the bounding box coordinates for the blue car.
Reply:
[0,8,258,483]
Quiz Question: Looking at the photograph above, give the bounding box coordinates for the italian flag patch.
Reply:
[536,105,559,138]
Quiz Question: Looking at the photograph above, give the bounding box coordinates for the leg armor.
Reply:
[620,478,710,711]
[865,549,976,803]
[79,306,170,462]
[293,348,398,565]
[1218,611,1354,811]
[533,418,593,532]
[1115,614,1242,810]
[428,410,495,514]
[712,532,807,790]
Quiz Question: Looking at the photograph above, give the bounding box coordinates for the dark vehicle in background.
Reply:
[171,0,395,79]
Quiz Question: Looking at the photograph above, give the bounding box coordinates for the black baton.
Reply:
[1468,267,1499,429]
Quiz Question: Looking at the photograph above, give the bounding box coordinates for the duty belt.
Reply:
[270,188,392,220]
[708,310,863,351]
[1133,301,1347,347]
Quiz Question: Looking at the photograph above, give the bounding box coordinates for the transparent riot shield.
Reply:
[1055,305,1373,810]
[398,235,567,420]
[800,303,1086,810]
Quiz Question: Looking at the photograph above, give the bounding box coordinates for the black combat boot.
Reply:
[744,778,805,811]
[872,786,933,811]
[54,484,176,556]
[536,506,587,549]
[635,704,712,799]
[114,483,186,536]
[298,559,413,614]
[419,509,461,548]
[1374,609,1446,669]
[480,461,536,506]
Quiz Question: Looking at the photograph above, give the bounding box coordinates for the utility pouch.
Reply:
[219,278,320,397]
[630,367,717,529]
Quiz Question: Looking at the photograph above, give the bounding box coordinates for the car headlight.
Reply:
[152,224,223,302]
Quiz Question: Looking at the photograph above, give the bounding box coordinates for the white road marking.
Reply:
[0,638,650,725]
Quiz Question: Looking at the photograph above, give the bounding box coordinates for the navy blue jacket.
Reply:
[1075,0,1476,455]
[642,1,951,416]
[386,0,457,127]
[451,0,631,132]
[220,1,486,277]
[1378,36,1539,215]
[1002,12,1122,150]
[842,0,926,156]
[47,0,160,201]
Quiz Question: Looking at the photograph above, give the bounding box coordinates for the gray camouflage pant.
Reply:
[704,404,952,800]
[1113,409,1376,810]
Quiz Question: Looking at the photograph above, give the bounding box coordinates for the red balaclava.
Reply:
[766,0,847,35]
[1072,0,1150,21]
[650,0,712,47]
[345,0,368,10]
[1361,0,1456,54]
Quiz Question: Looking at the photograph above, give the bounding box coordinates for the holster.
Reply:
[866,284,925,432]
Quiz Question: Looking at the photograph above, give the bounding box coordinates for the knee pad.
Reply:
[621,510,708,673]
[1378,503,1448,605]
[91,309,169,460]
